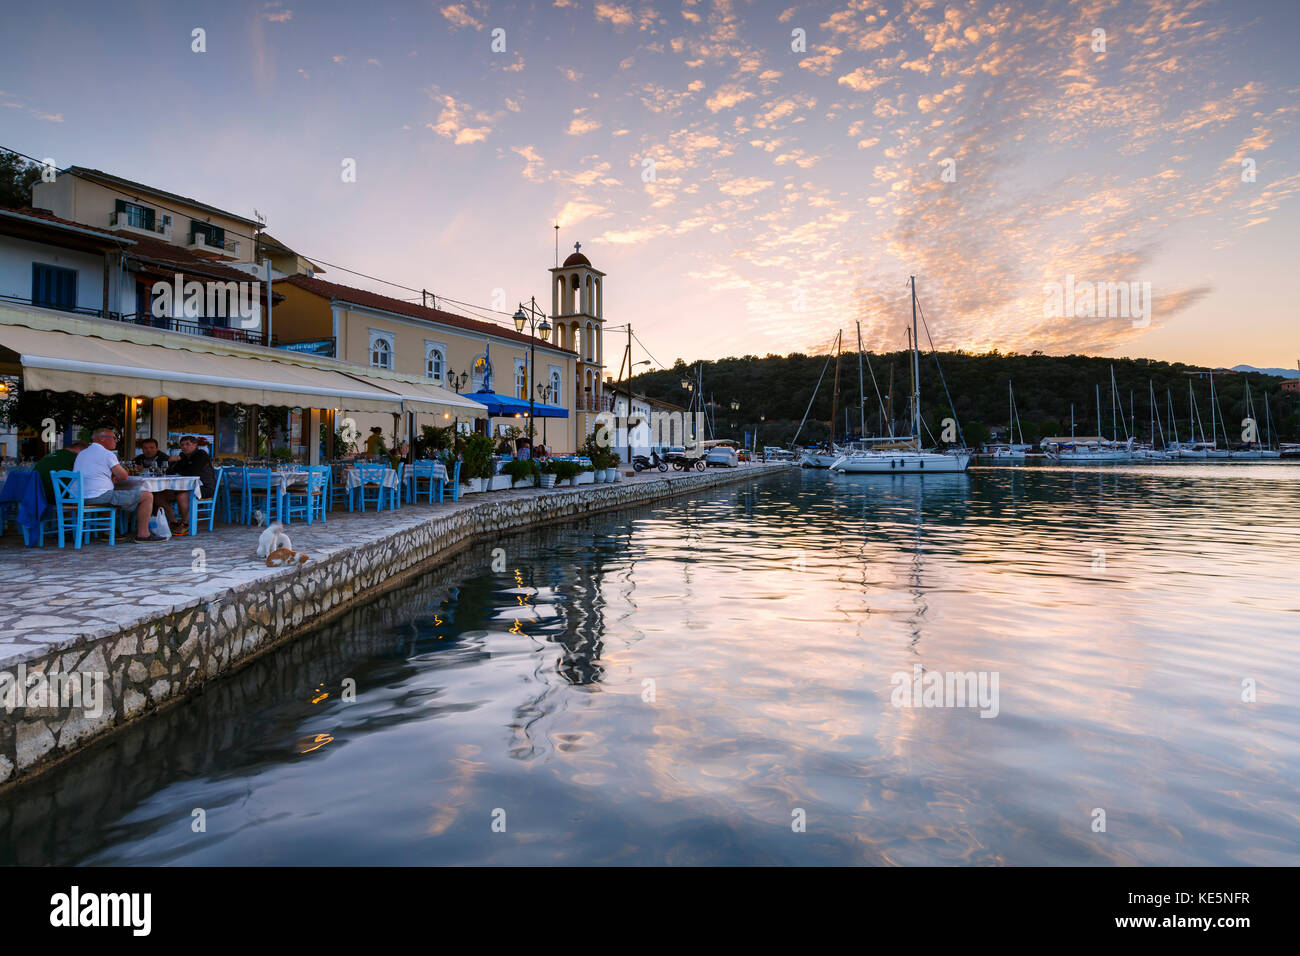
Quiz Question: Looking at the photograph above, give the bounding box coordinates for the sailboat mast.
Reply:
[829,330,842,447]
[1096,384,1102,440]
[1167,388,1178,444]
[910,276,921,450]
[1209,374,1218,447]
[856,321,866,440]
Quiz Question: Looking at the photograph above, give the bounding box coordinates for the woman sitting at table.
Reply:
[154,436,216,535]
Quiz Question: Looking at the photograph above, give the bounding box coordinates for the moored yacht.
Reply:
[830,277,971,476]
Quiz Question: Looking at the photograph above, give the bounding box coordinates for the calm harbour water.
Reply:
[3,464,1298,866]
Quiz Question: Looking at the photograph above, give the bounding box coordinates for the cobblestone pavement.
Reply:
[0,467,775,669]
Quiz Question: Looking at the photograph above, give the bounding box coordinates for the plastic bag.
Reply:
[149,507,172,539]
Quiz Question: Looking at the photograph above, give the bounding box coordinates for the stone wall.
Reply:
[0,466,786,791]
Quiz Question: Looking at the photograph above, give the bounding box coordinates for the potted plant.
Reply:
[606,452,620,482]
[539,459,558,489]
[461,434,494,494]
[503,458,539,488]
[551,459,581,486]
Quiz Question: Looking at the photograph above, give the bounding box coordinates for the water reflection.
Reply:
[2,465,1299,865]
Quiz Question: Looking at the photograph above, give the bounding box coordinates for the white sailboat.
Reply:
[831,277,971,474]
[984,381,1032,459]
[1044,375,1134,461]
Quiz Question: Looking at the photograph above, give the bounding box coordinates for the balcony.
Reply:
[188,231,240,259]
[111,210,173,242]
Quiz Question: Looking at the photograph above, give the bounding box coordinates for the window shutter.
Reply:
[143,207,156,231]
[213,226,225,248]
[115,199,126,214]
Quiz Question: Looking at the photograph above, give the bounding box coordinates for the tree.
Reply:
[0,150,42,210]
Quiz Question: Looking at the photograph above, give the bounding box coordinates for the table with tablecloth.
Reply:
[123,475,203,536]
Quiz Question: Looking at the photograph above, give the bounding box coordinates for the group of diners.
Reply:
[33,430,216,543]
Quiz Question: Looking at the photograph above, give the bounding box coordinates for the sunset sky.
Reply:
[2,0,1296,370]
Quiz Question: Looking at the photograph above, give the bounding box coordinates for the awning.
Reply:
[0,323,405,413]
[463,389,569,418]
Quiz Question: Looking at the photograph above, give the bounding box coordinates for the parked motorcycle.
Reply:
[632,450,669,472]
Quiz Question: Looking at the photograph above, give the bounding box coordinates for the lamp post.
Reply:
[513,297,551,448]
[446,368,470,446]
[535,382,554,446]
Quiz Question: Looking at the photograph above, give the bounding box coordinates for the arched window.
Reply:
[549,367,562,406]
[425,342,445,381]
[585,321,594,362]
[369,329,394,370]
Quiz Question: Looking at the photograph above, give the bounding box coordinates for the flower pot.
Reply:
[488,475,512,491]
[605,468,618,482]
[512,477,536,488]
[539,473,557,489]
[576,471,594,485]
[462,478,483,494]
[594,470,607,483]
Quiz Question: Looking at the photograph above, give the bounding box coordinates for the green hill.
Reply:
[630,352,1300,448]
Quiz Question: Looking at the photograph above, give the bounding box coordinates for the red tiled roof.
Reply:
[7,206,127,239]
[125,235,262,284]
[278,274,577,355]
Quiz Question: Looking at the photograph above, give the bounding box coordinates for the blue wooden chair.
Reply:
[242,468,282,524]
[440,460,462,502]
[406,460,439,504]
[283,466,329,525]
[354,463,387,512]
[386,461,405,510]
[50,471,116,548]
[192,467,224,532]
[328,463,351,512]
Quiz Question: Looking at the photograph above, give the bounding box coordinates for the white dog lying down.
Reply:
[253,511,310,566]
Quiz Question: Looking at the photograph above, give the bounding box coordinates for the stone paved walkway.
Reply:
[0,466,780,669]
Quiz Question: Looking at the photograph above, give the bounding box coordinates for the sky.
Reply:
[1,0,1297,371]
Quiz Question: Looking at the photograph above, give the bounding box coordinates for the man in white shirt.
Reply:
[72,427,162,542]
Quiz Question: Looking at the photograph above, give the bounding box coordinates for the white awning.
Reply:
[0,323,404,412]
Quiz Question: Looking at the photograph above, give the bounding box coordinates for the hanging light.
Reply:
[539,317,551,341]
[680,377,691,390]
[730,401,740,411]
[512,307,527,333]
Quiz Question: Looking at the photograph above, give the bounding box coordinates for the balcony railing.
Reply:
[115,312,271,346]
[111,210,173,241]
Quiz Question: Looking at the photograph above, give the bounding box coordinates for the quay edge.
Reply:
[0,464,792,792]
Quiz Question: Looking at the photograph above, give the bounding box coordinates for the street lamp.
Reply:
[513,298,551,448]
[536,382,555,446]
[445,367,470,442]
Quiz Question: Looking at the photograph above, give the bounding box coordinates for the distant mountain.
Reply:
[1232,365,1299,378]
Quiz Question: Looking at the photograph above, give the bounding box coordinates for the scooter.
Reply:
[632,450,669,472]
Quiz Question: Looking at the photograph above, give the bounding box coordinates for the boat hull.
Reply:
[800,453,840,468]
[830,452,971,474]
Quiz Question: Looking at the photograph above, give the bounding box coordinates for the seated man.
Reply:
[164,435,216,534]
[134,438,168,472]
[73,427,161,542]
[35,440,87,502]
